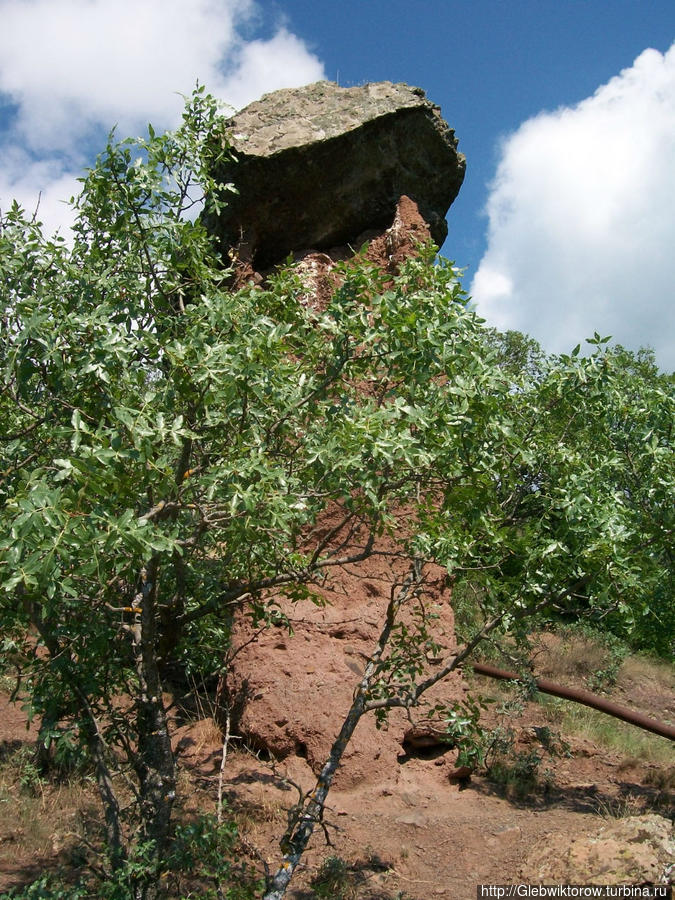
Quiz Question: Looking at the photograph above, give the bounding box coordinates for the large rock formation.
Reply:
[224,508,466,790]
[212,81,469,789]
[209,80,465,270]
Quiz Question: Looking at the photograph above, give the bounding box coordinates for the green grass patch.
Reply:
[540,696,674,765]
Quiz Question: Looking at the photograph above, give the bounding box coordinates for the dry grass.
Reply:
[617,654,675,695]
[532,631,614,685]
[195,716,224,748]
[0,755,99,880]
[592,794,646,820]
[528,629,674,766]
[477,631,675,769]
[233,790,285,841]
[642,766,675,792]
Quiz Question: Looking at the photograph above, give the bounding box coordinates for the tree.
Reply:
[261,334,675,897]
[1,90,672,898]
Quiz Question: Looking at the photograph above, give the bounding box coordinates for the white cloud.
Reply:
[0,0,325,236]
[471,44,675,370]
[0,148,81,229]
[218,28,327,110]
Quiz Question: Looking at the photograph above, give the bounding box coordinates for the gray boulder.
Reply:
[208,80,465,269]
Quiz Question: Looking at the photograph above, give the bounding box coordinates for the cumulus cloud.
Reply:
[471,44,675,370]
[217,28,326,111]
[0,0,325,236]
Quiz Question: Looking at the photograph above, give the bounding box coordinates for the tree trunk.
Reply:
[131,560,177,900]
[263,691,368,900]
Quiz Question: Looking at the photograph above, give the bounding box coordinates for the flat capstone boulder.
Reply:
[208,80,466,269]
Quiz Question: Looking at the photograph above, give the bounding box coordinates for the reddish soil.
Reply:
[2,653,672,899]
[207,682,673,899]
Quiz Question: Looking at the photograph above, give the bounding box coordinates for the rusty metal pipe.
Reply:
[470,661,675,742]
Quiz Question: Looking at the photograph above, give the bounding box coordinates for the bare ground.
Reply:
[2,648,672,899]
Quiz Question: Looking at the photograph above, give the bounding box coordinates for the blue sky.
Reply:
[1,0,673,367]
[267,1,675,270]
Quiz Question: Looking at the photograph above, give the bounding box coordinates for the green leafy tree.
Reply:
[262,333,674,899]
[1,90,672,899]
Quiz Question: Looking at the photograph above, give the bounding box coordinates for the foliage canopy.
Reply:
[0,89,672,897]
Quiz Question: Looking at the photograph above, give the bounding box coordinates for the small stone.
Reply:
[395,811,427,828]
